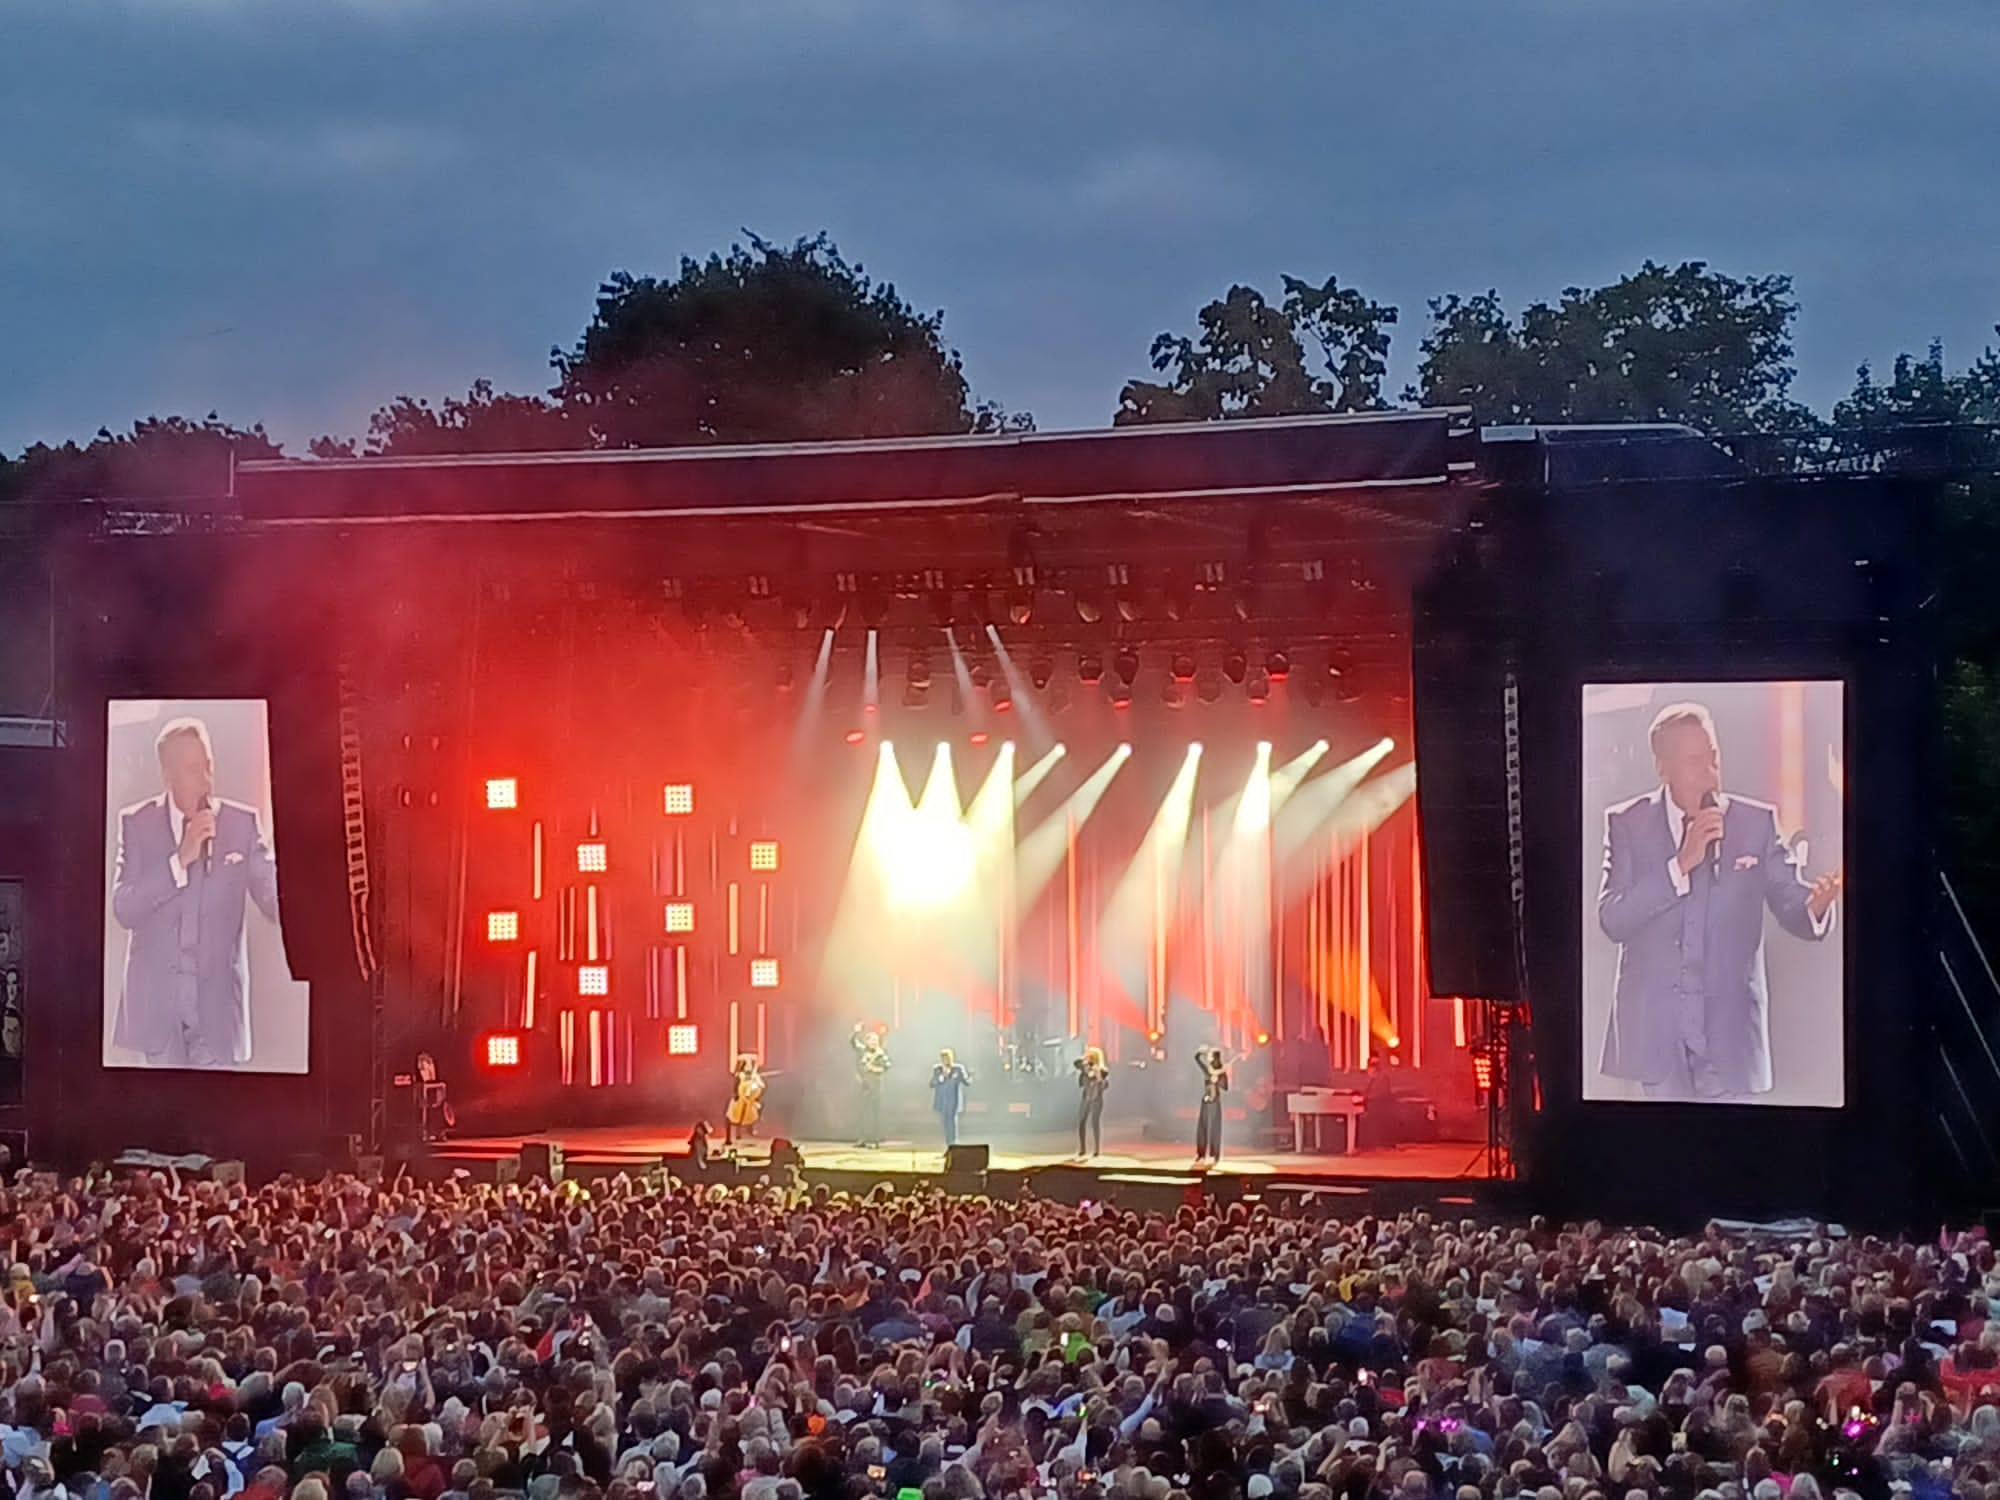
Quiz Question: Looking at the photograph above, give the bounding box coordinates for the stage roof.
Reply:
[230,409,1476,528]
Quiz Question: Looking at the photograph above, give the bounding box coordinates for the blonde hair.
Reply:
[1084,1046,1105,1068]
[939,1049,956,1067]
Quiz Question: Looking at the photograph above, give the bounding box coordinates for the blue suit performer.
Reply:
[112,717,281,1068]
[1596,702,1842,1101]
[930,1048,971,1148]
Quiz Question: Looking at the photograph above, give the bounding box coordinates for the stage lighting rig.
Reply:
[1265,650,1290,681]
[1223,651,1248,685]
[1247,669,1272,705]
[1113,648,1140,686]
[1171,654,1196,683]
[1077,650,1104,684]
[1195,666,1224,704]
[1029,654,1053,690]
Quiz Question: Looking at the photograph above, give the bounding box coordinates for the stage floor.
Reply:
[437,1125,1494,1183]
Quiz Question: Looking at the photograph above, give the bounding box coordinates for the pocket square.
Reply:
[1733,854,1760,871]
[223,851,245,866]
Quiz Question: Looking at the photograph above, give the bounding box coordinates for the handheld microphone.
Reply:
[1700,790,1720,877]
[199,794,214,875]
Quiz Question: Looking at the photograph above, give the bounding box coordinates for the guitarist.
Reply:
[1194,1045,1234,1166]
[724,1053,766,1147]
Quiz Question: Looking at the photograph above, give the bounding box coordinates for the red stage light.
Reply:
[845,729,867,745]
[969,731,990,746]
[749,840,780,873]
[1471,1052,1494,1091]
[483,1032,522,1068]
[578,965,609,997]
[486,910,520,943]
[485,778,518,810]
[664,900,695,934]
[667,1024,700,1056]
[663,784,695,816]
[750,958,779,989]
[1256,1031,1271,1046]
[577,842,607,873]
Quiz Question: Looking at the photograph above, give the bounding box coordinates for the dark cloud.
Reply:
[2,0,1994,452]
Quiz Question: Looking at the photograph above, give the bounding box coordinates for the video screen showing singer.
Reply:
[111,716,280,1069]
[1591,695,1843,1105]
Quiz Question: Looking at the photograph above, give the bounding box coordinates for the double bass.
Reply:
[725,1058,767,1128]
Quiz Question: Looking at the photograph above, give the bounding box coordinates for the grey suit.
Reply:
[1596,790,1828,1098]
[111,795,280,1066]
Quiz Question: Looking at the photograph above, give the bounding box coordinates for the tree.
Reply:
[349,379,578,457]
[1116,274,1397,424]
[0,415,283,505]
[1411,260,1815,434]
[551,232,1025,448]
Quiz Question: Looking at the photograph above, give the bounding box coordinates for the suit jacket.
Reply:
[1596,789,1827,1093]
[111,795,280,1063]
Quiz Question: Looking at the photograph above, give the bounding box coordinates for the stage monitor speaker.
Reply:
[769,1138,803,1171]
[944,1144,989,1175]
[519,1140,565,1183]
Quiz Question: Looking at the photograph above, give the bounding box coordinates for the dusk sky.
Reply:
[4,0,1995,455]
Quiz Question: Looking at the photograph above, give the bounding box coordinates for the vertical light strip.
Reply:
[756,1003,767,1062]
[532,821,544,901]
[560,1009,574,1086]
[1066,811,1080,1039]
[729,999,741,1062]
[1454,995,1468,1049]
[1359,826,1373,1064]
[675,945,688,1020]
[728,882,741,956]
[589,1010,602,1088]
[1778,679,1806,838]
[758,884,770,953]
[524,949,538,1030]
[586,885,599,962]
[1411,824,1425,1065]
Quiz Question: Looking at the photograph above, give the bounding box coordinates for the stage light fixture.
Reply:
[1256,1031,1271,1046]
[1471,1050,1494,1091]
[749,840,780,872]
[969,731,990,746]
[1247,669,1272,704]
[486,910,520,943]
[668,1023,700,1056]
[1266,650,1290,681]
[578,965,609,997]
[908,651,932,689]
[902,681,929,709]
[750,958,780,989]
[1054,743,1068,758]
[1117,742,1134,758]
[1223,651,1248,685]
[1108,682,1133,709]
[1171,654,1195,683]
[991,681,1013,713]
[1029,654,1053,690]
[1077,650,1104,684]
[1195,667,1224,704]
[664,900,695,934]
[1113,647,1140,686]
[485,778,519,810]
[1074,590,1104,624]
[845,728,867,744]
[1187,741,1203,758]
[484,1032,522,1068]
[1007,589,1034,626]
[663,783,694,816]
[1161,678,1184,708]
[577,842,607,873]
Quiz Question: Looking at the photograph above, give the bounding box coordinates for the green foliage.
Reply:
[1410,260,1814,434]
[550,232,1025,449]
[0,415,283,505]
[356,379,578,457]
[1116,275,1397,425]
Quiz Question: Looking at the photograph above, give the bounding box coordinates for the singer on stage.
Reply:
[724,1053,766,1146]
[111,717,279,1068]
[1074,1046,1109,1158]
[930,1049,971,1148]
[853,1025,890,1148]
[1194,1045,1231,1165]
[1596,702,1841,1101]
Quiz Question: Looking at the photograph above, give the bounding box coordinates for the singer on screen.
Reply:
[1596,701,1842,1101]
[111,717,279,1068]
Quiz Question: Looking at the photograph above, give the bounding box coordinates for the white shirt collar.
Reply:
[168,797,186,845]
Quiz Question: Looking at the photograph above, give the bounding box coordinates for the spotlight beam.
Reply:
[1014,743,1066,807]
[787,627,837,765]
[1015,745,1130,909]
[1274,738,1395,863]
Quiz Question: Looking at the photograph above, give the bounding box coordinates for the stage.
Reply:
[426,1124,1506,1211]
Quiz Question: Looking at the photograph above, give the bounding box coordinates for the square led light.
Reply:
[578,964,609,997]
[484,1032,522,1067]
[486,910,520,943]
[749,839,780,872]
[485,778,518,810]
[663,783,695,816]
[667,1023,700,1056]
[664,901,695,935]
[577,842,608,873]
[750,957,779,989]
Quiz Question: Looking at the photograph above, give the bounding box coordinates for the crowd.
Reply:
[0,1162,1991,1500]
